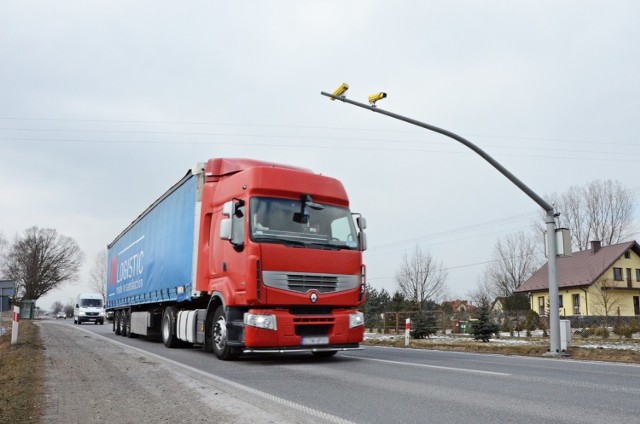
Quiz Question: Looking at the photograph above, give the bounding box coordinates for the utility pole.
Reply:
[321,85,564,354]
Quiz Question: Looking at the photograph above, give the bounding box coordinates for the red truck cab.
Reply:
[196,159,366,359]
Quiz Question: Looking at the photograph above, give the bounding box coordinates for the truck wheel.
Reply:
[120,310,128,337]
[162,307,180,348]
[212,306,240,361]
[114,310,122,335]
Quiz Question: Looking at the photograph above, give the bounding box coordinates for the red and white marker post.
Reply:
[404,318,410,347]
[11,305,20,345]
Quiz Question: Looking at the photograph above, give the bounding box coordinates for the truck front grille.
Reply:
[262,271,358,294]
[288,274,337,293]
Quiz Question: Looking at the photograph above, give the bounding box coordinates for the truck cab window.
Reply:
[250,197,358,249]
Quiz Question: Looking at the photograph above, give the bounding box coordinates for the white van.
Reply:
[74,293,105,325]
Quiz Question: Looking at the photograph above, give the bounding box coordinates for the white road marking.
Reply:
[344,355,511,376]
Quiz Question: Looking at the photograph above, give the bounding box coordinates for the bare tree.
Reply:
[468,278,494,309]
[395,245,448,309]
[64,302,74,318]
[51,300,64,314]
[549,180,635,250]
[1,227,84,301]
[484,231,542,298]
[591,277,624,328]
[89,250,107,302]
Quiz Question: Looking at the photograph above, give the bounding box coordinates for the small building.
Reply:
[516,240,640,319]
[19,299,37,319]
[0,280,16,316]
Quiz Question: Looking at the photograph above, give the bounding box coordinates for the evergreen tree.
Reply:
[411,301,440,339]
[363,286,392,331]
[471,304,499,342]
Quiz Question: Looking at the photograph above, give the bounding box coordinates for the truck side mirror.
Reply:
[222,201,234,217]
[220,200,234,240]
[220,218,232,240]
[359,232,367,251]
[219,199,245,249]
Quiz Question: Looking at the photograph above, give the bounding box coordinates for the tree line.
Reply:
[366,179,635,340]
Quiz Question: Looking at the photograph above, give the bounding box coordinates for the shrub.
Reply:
[593,327,610,339]
[579,328,594,338]
[613,322,625,338]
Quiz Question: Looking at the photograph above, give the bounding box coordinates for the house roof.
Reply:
[515,240,640,293]
[443,299,472,310]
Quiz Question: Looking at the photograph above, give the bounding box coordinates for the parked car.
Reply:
[56,312,66,319]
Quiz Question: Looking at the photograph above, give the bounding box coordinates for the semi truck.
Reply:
[106,158,367,360]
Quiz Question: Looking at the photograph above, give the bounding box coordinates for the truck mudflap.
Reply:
[243,344,362,354]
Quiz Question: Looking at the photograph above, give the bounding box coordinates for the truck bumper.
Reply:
[242,308,364,352]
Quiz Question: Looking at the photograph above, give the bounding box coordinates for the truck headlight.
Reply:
[349,312,364,329]
[244,313,277,330]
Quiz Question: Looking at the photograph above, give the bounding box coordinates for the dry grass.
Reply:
[0,320,45,424]
[363,336,640,363]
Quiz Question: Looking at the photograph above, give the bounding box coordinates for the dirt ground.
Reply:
[38,321,299,424]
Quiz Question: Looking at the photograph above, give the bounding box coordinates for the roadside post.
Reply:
[405,318,410,347]
[11,305,20,345]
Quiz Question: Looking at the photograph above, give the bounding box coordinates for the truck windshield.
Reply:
[250,197,359,249]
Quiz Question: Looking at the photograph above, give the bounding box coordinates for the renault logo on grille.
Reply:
[310,292,318,303]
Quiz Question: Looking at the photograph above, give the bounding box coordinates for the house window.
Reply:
[636,269,640,282]
[625,251,631,259]
[572,294,581,315]
[538,296,545,315]
[558,295,563,308]
[613,268,623,281]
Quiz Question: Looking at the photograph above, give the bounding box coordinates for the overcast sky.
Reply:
[2,1,639,311]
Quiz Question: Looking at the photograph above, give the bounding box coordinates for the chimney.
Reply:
[590,240,601,254]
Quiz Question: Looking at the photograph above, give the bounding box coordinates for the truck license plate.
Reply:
[301,336,329,346]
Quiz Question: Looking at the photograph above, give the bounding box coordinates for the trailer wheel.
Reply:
[212,306,241,361]
[114,310,122,335]
[162,306,180,348]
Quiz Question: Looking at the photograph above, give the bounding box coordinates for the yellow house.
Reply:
[516,240,640,318]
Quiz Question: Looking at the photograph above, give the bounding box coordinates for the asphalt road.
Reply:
[65,320,640,424]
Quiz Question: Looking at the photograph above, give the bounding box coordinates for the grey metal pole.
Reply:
[546,211,561,353]
[322,90,562,354]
